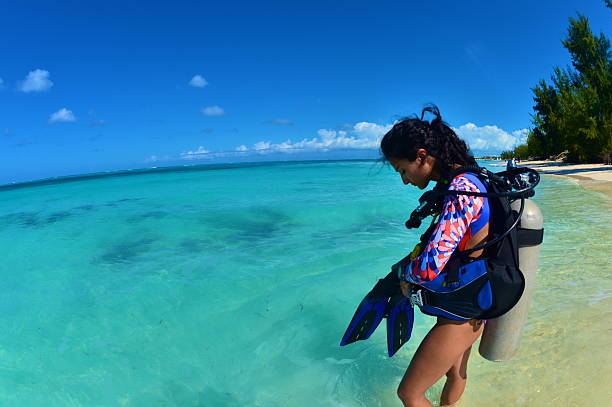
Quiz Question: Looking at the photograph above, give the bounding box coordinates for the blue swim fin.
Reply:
[386,294,414,357]
[339,292,388,346]
[340,272,414,356]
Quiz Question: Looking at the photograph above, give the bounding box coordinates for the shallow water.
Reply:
[0,160,610,406]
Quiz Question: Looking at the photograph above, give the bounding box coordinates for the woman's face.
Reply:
[389,151,435,190]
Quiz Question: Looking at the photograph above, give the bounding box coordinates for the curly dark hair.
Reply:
[380,104,476,179]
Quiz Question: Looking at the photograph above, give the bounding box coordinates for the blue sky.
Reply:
[1,0,610,184]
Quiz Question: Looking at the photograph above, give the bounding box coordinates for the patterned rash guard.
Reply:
[400,173,490,284]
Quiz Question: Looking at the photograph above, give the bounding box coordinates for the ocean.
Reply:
[1,160,610,406]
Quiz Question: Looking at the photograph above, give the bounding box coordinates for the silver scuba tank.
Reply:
[478,164,544,361]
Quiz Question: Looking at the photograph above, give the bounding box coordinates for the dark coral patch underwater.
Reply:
[73,204,95,211]
[178,238,205,253]
[45,211,73,224]
[0,210,78,228]
[0,211,41,227]
[126,211,169,223]
[199,206,295,242]
[104,197,144,207]
[98,237,157,264]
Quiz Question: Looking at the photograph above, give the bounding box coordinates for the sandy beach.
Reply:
[518,160,612,198]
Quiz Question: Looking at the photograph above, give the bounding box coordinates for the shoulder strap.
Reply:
[447,165,486,181]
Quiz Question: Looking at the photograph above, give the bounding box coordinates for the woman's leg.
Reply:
[439,346,472,406]
[396,319,483,407]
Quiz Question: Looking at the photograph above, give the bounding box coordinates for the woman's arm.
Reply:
[400,175,486,284]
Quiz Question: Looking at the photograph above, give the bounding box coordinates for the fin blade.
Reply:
[340,296,388,346]
[386,295,414,357]
[340,272,401,347]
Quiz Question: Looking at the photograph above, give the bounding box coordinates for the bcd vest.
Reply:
[407,167,531,321]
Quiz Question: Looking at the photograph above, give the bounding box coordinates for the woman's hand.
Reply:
[400,280,411,297]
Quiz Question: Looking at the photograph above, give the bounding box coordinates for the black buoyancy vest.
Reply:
[410,167,526,321]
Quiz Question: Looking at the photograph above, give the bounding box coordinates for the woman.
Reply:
[380,105,490,407]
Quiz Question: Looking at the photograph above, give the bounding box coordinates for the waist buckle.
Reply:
[409,289,424,307]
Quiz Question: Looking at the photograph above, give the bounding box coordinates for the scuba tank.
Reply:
[478,197,543,361]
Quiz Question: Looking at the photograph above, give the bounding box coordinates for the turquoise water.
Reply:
[1,160,610,406]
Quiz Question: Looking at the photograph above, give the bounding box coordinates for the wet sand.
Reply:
[519,160,612,199]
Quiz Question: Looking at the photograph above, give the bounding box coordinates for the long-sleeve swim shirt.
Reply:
[400,173,490,284]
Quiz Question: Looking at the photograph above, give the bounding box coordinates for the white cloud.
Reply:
[512,128,529,145]
[453,123,523,152]
[241,121,523,156]
[144,154,172,163]
[316,129,337,142]
[181,146,210,159]
[352,122,392,140]
[89,119,107,127]
[48,108,76,124]
[200,106,225,116]
[265,119,294,126]
[19,69,53,92]
[174,121,391,161]
[254,141,271,150]
[189,75,208,88]
[240,121,392,154]
[177,119,526,161]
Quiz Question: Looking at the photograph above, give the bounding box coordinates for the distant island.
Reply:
[475,156,502,161]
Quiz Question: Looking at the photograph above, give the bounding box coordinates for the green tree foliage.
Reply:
[513,144,530,159]
[529,13,612,162]
[531,79,562,157]
[500,144,530,160]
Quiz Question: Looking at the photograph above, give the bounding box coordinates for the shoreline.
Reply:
[518,160,612,199]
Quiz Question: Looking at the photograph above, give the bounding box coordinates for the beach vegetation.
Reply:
[513,9,612,163]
